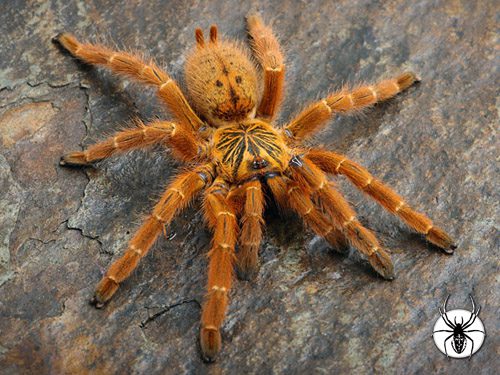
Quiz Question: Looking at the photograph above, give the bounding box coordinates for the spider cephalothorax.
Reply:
[212,120,289,182]
[54,14,456,361]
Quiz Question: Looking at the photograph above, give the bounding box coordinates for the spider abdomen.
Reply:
[212,120,289,182]
[185,38,259,128]
[452,328,467,353]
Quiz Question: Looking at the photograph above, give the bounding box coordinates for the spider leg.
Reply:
[247,14,285,120]
[91,164,214,307]
[439,310,456,330]
[311,192,350,251]
[463,330,485,333]
[306,149,457,252]
[53,33,204,131]
[234,179,265,281]
[463,305,481,329]
[283,73,417,142]
[433,330,454,333]
[439,295,456,329]
[287,158,394,279]
[443,334,454,358]
[464,333,474,359]
[469,294,481,316]
[200,177,239,362]
[266,174,349,252]
[60,120,203,166]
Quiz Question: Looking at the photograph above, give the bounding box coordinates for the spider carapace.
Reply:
[54,15,456,362]
[212,120,289,182]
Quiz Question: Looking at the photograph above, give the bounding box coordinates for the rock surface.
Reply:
[0,1,498,374]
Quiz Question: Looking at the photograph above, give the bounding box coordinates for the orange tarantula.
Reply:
[54,15,456,361]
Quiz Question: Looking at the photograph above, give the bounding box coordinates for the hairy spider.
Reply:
[53,15,456,361]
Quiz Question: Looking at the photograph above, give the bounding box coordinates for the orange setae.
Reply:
[53,14,456,362]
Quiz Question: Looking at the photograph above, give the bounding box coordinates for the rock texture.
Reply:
[0,1,498,374]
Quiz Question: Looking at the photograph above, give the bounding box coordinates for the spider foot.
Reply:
[236,248,260,281]
[51,32,65,44]
[51,32,78,55]
[200,326,221,362]
[236,261,259,281]
[368,250,395,280]
[90,277,119,308]
[426,227,457,254]
[89,295,105,309]
[60,152,90,167]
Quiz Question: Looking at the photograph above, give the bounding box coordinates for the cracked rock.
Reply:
[0,1,497,374]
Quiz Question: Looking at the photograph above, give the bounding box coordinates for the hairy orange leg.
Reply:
[306,149,456,252]
[288,157,394,279]
[310,194,350,251]
[247,14,285,120]
[266,175,348,251]
[284,72,417,142]
[236,179,265,280]
[53,33,204,131]
[200,177,238,362]
[91,164,214,307]
[61,120,203,166]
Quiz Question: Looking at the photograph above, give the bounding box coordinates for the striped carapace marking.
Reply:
[213,121,287,180]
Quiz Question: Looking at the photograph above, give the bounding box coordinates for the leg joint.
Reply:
[159,79,173,91]
[362,177,373,189]
[321,99,332,114]
[369,246,379,256]
[106,275,118,284]
[217,211,236,218]
[342,216,356,228]
[335,158,346,173]
[395,200,405,212]
[211,285,228,293]
[129,244,143,256]
[202,325,218,331]
[108,53,117,63]
[368,86,378,101]
[287,185,301,195]
[153,213,165,223]
[169,187,185,199]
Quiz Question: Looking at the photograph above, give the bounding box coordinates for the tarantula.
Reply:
[54,15,456,361]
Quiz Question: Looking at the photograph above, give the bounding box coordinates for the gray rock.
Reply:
[0,1,497,374]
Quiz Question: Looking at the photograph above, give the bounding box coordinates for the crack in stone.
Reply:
[80,80,92,142]
[54,79,105,256]
[139,299,201,329]
[26,237,57,246]
[65,220,103,246]
[0,81,81,109]
[26,81,74,89]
